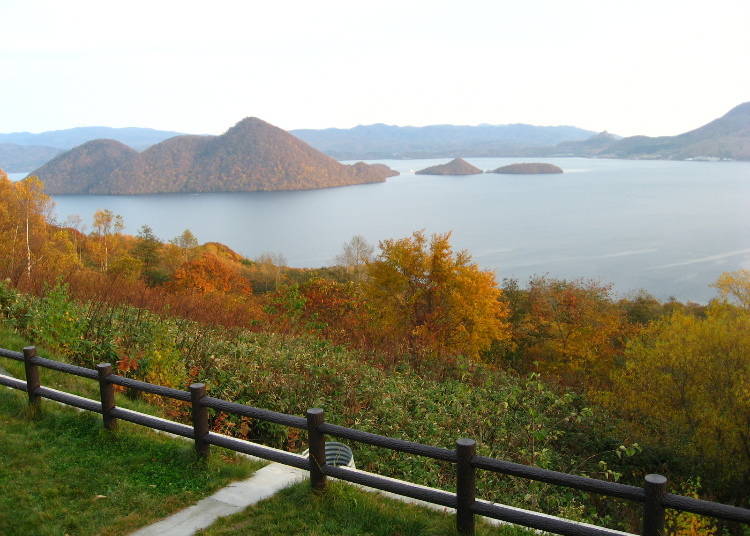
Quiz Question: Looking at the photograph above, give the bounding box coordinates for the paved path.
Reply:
[129,463,307,536]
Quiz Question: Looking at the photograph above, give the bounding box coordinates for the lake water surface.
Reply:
[13,157,750,302]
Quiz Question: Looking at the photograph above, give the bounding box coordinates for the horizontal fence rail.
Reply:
[318,422,458,462]
[472,455,646,502]
[202,396,308,429]
[1,344,749,535]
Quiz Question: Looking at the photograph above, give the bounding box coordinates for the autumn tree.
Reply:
[107,254,144,281]
[608,296,750,498]
[363,231,509,359]
[0,175,54,283]
[254,252,287,292]
[712,269,750,309]
[62,214,86,263]
[172,253,252,295]
[511,276,629,386]
[91,209,124,272]
[170,229,199,263]
[0,171,21,279]
[335,234,373,281]
[20,176,54,281]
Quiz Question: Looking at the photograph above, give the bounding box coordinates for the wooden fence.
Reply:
[1,345,749,536]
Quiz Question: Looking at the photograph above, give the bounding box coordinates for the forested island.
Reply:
[30,118,398,194]
[415,157,482,175]
[489,163,563,174]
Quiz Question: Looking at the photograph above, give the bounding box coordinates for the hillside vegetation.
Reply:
[0,170,748,533]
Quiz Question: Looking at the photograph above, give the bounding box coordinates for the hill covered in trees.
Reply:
[489,163,563,174]
[554,102,750,160]
[415,157,482,175]
[32,118,399,194]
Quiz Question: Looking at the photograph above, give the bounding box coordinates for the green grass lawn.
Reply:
[0,363,263,535]
[198,481,530,536]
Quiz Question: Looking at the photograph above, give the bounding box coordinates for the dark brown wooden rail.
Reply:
[1,344,748,535]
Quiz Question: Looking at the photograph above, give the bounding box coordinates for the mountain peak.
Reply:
[227,117,276,133]
[724,101,750,117]
[234,116,269,127]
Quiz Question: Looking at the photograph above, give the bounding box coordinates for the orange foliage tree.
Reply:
[363,231,509,359]
[171,253,252,295]
[516,276,629,386]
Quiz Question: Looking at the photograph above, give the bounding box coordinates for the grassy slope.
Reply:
[0,329,263,536]
[198,481,530,536]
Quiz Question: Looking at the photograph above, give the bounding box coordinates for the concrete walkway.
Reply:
[129,462,307,536]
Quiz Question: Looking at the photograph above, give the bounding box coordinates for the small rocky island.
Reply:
[415,157,482,175]
[489,162,563,174]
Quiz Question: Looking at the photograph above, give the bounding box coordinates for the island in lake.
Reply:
[415,157,482,175]
[30,118,399,195]
[489,163,563,174]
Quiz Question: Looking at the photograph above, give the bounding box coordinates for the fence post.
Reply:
[96,363,117,431]
[190,383,209,458]
[456,438,476,536]
[22,346,40,410]
[642,474,667,536]
[306,408,326,491]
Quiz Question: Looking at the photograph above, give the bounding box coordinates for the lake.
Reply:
[11,157,750,302]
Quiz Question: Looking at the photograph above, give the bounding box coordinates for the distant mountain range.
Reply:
[0,126,184,151]
[293,103,750,161]
[31,118,398,194]
[0,144,63,173]
[0,126,185,172]
[291,123,597,159]
[553,102,750,160]
[5,102,749,177]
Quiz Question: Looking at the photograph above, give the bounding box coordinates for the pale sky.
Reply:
[1,0,748,137]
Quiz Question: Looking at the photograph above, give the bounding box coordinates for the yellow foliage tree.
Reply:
[364,231,509,359]
[608,289,750,494]
[712,269,750,309]
[0,172,54,283]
